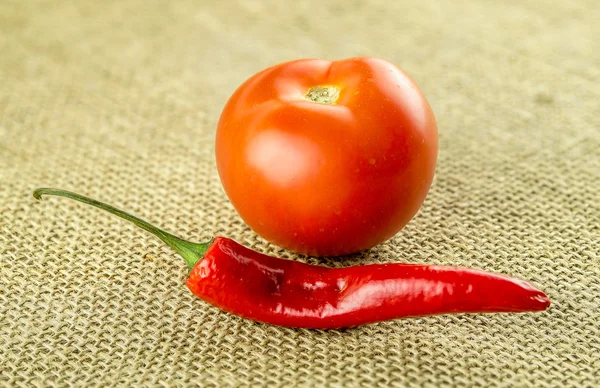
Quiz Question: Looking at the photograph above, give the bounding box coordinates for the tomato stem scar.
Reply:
[305,86,340,104]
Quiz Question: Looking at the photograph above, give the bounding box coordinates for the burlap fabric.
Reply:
[1,0,598,386]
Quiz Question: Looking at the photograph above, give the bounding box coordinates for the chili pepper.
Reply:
[33,188,550,329]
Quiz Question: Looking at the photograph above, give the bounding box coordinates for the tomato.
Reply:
[215,57,438,256]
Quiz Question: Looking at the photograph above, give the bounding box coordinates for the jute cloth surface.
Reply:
[1,0,598,386]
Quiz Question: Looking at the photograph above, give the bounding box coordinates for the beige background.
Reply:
[1,0,598,386]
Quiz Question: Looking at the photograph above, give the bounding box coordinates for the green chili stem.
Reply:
[32,188,210,271]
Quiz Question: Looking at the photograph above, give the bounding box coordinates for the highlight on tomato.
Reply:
[216,57,438,256]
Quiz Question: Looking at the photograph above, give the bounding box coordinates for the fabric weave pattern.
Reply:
[1,1,598,386]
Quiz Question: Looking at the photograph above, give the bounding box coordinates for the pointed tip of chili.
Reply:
[503,277,550,312]
[528,291,551,311]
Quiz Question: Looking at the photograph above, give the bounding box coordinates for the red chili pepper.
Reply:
[33,188,550,329]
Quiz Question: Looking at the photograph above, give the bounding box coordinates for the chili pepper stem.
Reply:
[32,188,210,271]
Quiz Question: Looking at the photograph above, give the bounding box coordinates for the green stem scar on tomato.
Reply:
[216,57,438,256]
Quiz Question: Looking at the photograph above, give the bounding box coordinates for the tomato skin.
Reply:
[216,57,438,256]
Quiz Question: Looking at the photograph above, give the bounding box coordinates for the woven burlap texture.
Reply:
[1,0,598,386]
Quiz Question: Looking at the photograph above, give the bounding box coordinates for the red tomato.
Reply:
[216,57,438,256]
